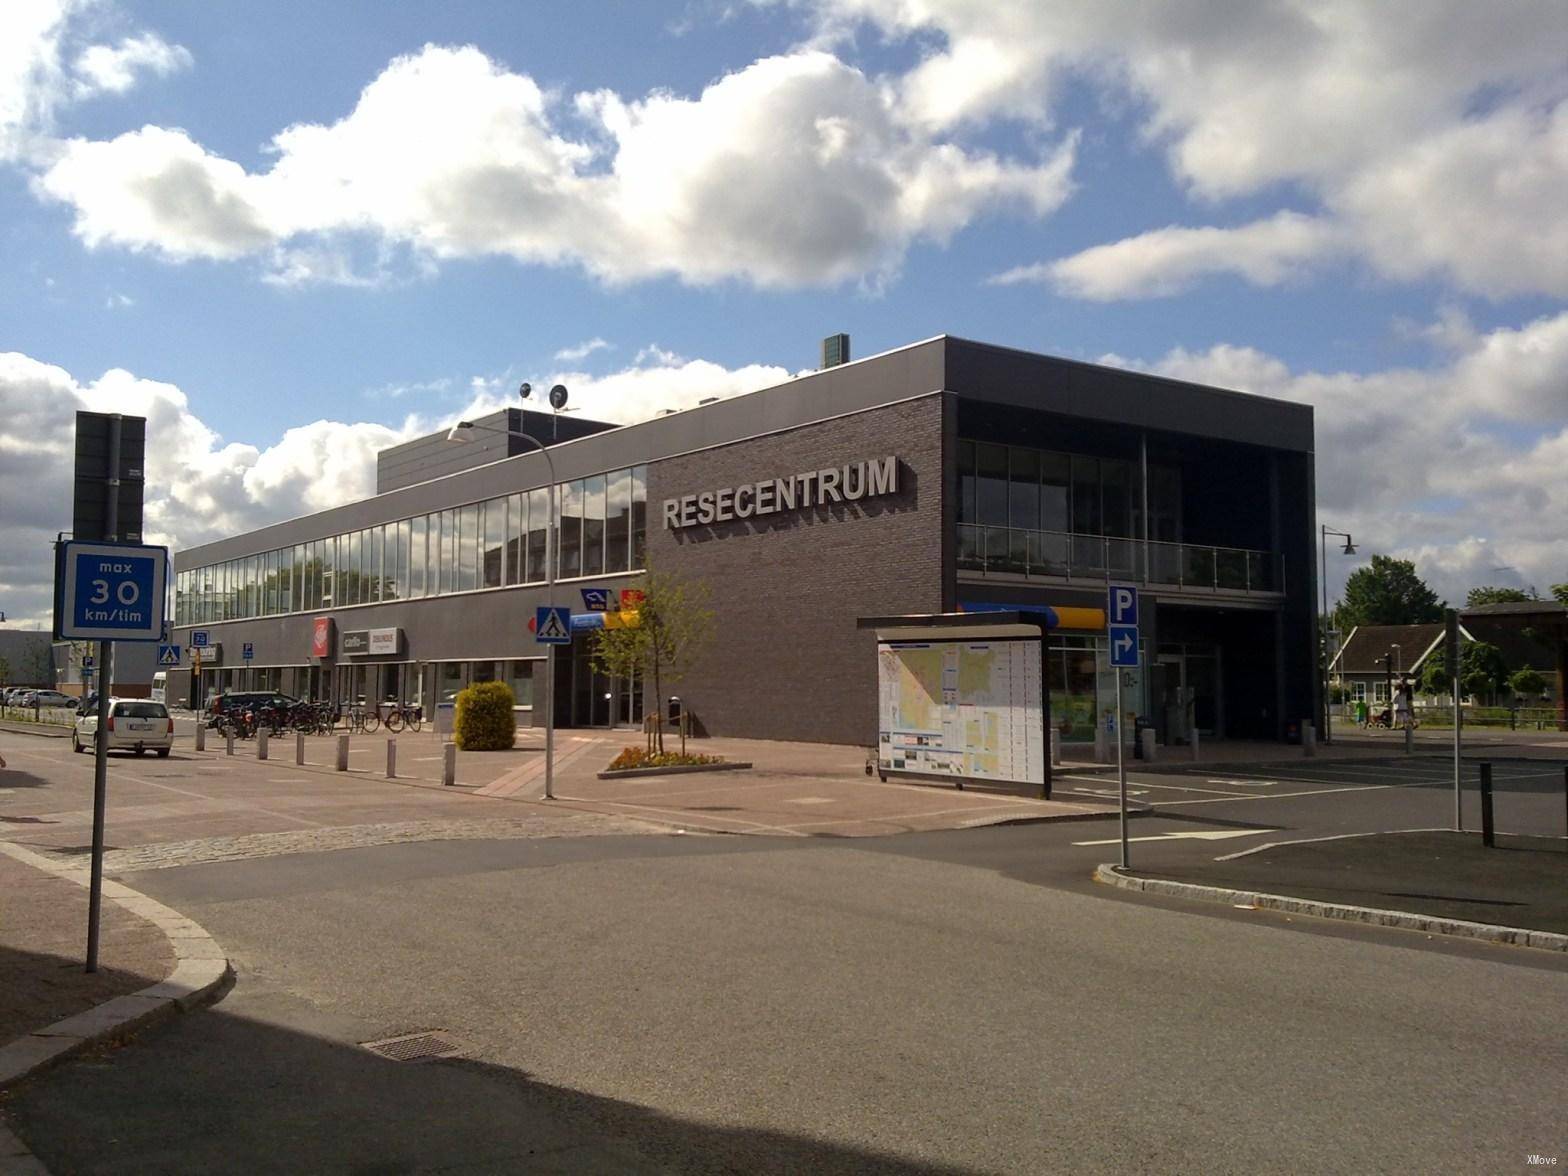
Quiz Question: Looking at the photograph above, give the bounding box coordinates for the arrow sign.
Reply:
[1073,829,1275,846]
[1109,623,1139,668]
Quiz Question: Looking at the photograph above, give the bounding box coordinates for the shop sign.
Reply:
[311,616,333,658]
[342,627,401,656]
[661,455,900,530]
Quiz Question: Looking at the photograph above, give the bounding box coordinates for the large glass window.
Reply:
[1102,460,1132,539]
[321,538,335,608]
[438,510,454,595]
[631,465,647,569]
[1071,455,1100,536]
[582,474,606,577]
[957,441,976,523]
[368,527,383,603]
[506,494,525,586]
[459,503,480,591]
[526,487,548,583]
[605,469,631,574]
[558,479,583,579]
[505,660,535,708]
[976,443,1008,526]
[1009,448,1039,532]
[410,515,426,598]
[483,499,505,588]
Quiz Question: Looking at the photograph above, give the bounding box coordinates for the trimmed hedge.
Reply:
[454,681,516,750]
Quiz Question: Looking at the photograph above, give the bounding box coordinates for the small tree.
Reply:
[454,681,516,750]
[1466,586,1532,607]
[1552,583,1568,606]
[590,566,714,753]
[1509,667,1547,701]
[1421,642,1510,704]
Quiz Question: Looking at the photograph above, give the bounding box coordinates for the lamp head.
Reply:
[549,384,568,410]
[518,381,532,400]
[1341,540,1357,555]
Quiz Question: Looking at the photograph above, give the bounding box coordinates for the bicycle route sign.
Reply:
[56,540,167,642]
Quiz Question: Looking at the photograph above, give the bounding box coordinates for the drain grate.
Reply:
[361,1030,469,1063]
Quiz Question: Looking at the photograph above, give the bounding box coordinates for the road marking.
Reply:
[1156,784,1394,806]
[1073,829,1276,846]
[1073,787,1150,799]
[1206,778,1277,787]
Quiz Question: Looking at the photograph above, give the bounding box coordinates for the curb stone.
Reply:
[0,842,234,1174]
[1093,863,1568,952]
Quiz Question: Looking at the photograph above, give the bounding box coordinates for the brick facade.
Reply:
[647,394,946,746]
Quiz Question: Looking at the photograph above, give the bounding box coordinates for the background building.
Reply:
[166,336,1317,747]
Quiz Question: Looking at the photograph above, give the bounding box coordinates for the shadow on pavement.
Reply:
[0,943,162,1046]
[3,994,973,1175]
[0,768,54,790]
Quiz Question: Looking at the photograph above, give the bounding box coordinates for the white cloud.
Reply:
[554,337,611,362]
[802,0,1568,300]
[1105,309,1568,604]
[998,210,1342,300]
[29,44,1076,287]
[73,33,191,97]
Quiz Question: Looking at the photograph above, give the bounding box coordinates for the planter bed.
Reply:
[596,760,752,780]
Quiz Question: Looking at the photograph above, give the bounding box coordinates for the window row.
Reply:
[956,440,1181,543]
[174,466,648,626]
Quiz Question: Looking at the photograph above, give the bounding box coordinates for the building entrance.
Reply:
[1155,645,1223,742]
[567,643,642,728]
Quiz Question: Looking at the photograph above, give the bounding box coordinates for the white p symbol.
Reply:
[1115,588,1133,619]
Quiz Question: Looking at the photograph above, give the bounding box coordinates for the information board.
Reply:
[876,640,1045,786]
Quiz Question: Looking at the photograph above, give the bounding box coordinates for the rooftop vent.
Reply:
[821,333,850,369]
[698,397,719,405]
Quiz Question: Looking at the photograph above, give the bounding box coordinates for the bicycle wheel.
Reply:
[385,710,403,733]
[407,715,422,733]
[362,712,380,733]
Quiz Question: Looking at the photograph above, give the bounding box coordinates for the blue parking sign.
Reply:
[57,541,167,642]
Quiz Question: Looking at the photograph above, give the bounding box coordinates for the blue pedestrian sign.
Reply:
[535,606,572,645]
[580,587,612,612]
[191,630,210,648]
[157,644,182,667]
[242,642,254,661]
[57,541,167,642]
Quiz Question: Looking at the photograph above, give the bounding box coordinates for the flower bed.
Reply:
[607,746,724,771]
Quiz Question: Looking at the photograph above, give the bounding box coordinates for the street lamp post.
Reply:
[1320,526,1357,745]
[446,402,564,800]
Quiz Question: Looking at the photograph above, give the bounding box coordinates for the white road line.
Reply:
[1073,829,1275,846]
[1156,784,1394,806]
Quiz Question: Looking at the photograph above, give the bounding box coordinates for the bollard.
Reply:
[295,731,305,765]
[226,730,235,756]
[1140,728,1157,763]
[1404,722,1413,755]
[1050,728,1062,768]
[1563,765,1567,840]
[336,734,349,772]
[195,723,206,752]
[1479,761,1495,848]
[1189,727,1201,762]
[1093,724,1108,765]
[1302,721,1316,758]
[257,728,269,761]
[386,739,397,780]
[443,742,456,787]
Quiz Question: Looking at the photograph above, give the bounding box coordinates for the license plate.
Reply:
[128,722,151,731]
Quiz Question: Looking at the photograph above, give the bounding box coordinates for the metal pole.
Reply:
[1448,609,1462,831]
[1320,526,1330,747]
[544,477,556,800]
[86,414,121,973]
[1116,669,1128,870]
[1479,761,1494,848]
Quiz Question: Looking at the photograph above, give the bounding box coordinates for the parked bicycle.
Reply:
[382,701,423,733]
[339,701,379,734]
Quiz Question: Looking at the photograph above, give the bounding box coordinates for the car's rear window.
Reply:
[115,702,169,718]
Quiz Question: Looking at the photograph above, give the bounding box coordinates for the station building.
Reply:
[166,335,1318,749]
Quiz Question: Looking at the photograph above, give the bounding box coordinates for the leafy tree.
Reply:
[590,566,714,753]
[1466,586,1531,607]
[1552,583,1568,606]
[1339,556,1443,627]
[1420,642,1511,703]
[1509,668,1547,699]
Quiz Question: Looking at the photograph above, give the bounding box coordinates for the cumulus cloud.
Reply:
[801,0,1568,300]
[554,337,611,362]
[28,44,1075,288]
[1105,310,1568,604]
[73,33,191,97]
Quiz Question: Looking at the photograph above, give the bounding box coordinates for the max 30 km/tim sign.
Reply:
[663,455,899,530]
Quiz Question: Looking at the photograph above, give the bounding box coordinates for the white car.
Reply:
[74,699,174,757]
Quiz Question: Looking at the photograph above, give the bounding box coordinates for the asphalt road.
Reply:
[6,752,1567,1174]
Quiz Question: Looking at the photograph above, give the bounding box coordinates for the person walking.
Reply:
[1393,680,1413,730]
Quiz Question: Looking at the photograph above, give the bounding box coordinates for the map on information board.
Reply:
[876,640,1045,785]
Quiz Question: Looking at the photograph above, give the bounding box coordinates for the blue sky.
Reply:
[2,0,1566,625]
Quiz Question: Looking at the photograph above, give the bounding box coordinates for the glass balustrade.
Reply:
[956,525,1283,592]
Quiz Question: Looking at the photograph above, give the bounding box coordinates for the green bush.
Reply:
[453,681,516,750]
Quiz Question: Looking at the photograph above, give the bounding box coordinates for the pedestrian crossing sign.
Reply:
[157,644,181,666]
[535,606,572,645]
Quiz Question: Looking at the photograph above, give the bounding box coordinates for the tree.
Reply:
[1509,668,1547,700]
[1338,556,1443,627]
[1420,642,1511,703]
[1552,583,1568,606]
[590,566,714,753]
[1466,586,1531,607]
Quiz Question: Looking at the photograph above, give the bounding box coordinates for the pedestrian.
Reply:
[1393,680,1412,729]
[1354,698,1368,727]
[0,752,7,770]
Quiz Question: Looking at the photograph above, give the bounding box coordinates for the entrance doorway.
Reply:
[567,643,642,728]
[1155,645,1223,742]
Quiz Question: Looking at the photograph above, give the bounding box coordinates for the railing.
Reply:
[956,526,1283,593]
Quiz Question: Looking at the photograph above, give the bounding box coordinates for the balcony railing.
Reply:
[956,525,1284,593]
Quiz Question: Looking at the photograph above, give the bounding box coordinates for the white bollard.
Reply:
[257,728,269,761]
[336,734,349,772]
[1140,728,1157,763]
[1404,723,1414,755]
[443,742,456,786]
[195,723,206,752]
[295,731,305,765]
[226,730,235,756]
[1094,724,1109,765]
[386,739,397,779]
[1302,722,1316,758]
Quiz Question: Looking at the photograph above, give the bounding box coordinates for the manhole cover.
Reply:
[360,1030,469,1063]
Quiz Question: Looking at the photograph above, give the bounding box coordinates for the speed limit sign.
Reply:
[56,541,167,642]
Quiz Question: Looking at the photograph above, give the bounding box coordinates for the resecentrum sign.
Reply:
[662,455,900,530]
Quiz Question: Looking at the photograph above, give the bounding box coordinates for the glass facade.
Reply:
[174,465,649,626]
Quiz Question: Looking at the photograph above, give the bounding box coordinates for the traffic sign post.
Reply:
[1107,584,1141,871]
[535,607,572,645]
[579,587,611,612]
[157,644,181,667]
[191,630,210,648]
